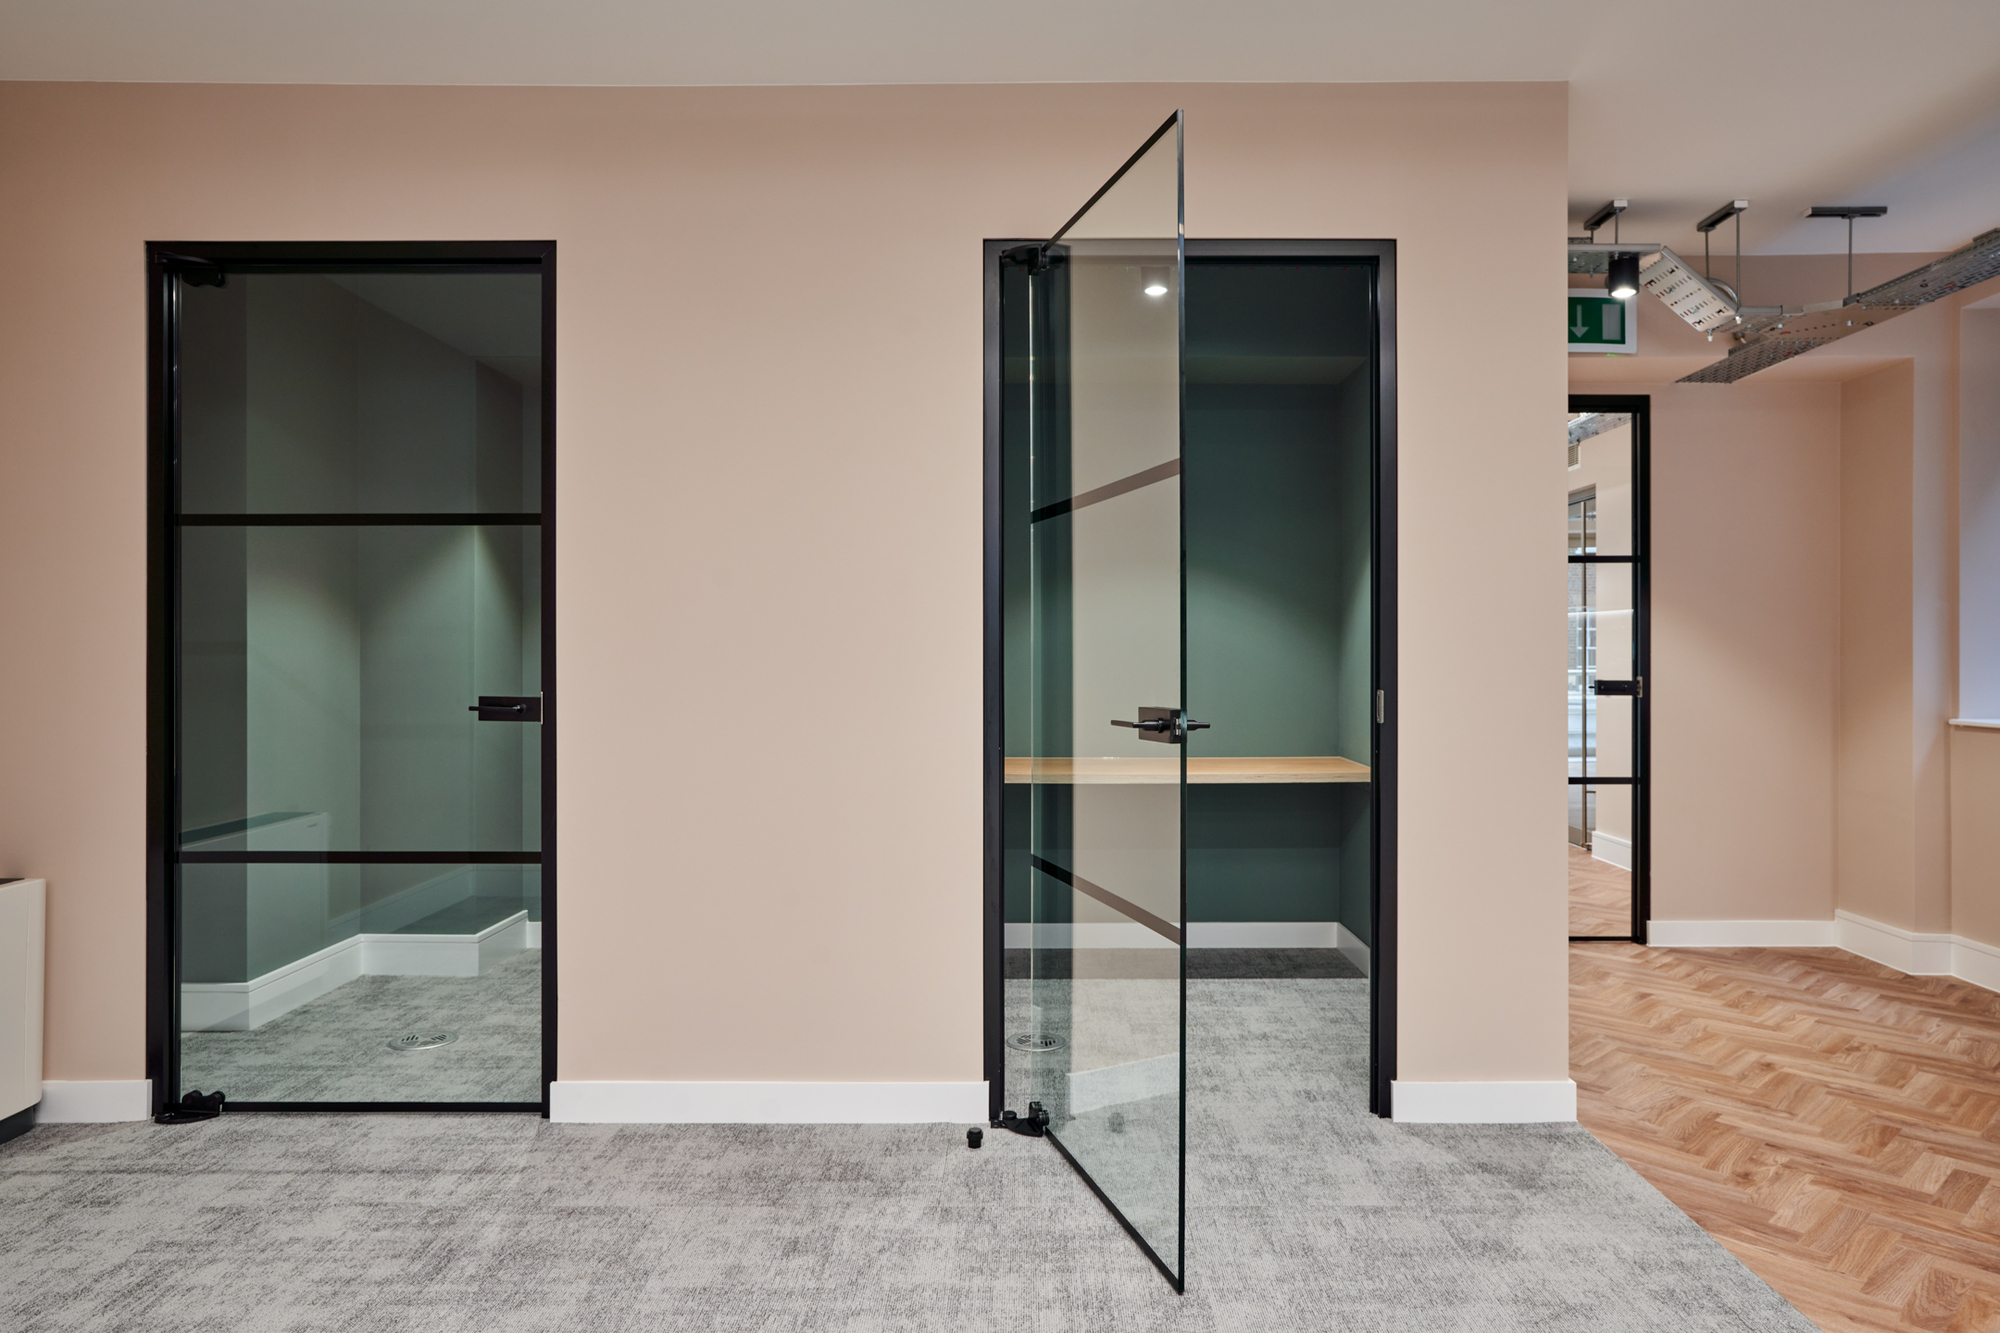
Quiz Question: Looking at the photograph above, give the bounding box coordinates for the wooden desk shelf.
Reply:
[1004,756,1370,785]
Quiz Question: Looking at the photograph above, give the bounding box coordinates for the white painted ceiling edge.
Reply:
[5,0,2000,255]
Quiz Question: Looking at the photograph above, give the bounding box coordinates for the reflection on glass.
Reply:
[179,862,541,1103]
[180,525,541,852]
[178,274,543,515]
[175,267,544,1105]
[1567,413,1635,936]
[1022,118,1185,1280]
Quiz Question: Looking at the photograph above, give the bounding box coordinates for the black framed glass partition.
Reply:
[1566,396,1648,943]
[149,244,556,1114]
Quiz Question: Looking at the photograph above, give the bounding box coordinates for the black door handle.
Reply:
[1591,680,1640,697]
[1184,719,1210,732]
[1111,718,1174,733]
[470,695,542,722]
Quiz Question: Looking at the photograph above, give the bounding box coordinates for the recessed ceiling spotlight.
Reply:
[1141,266,1169,297]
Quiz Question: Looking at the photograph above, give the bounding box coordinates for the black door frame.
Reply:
[982,238,1400,1122]
[1566,392,1651,944]
[146,240,558,1116]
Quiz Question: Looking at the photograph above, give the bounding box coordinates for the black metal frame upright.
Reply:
[146,240,558,1116]
[981,237,1401,1139]
[1566,393,1651,944]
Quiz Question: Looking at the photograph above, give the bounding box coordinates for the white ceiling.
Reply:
[6,0,2000,256]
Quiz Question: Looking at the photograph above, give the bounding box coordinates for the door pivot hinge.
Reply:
[1001,244,1054,273]
[994,1102,1050,1138]
[155,1089,225,1124]
[1376,690,1385,725]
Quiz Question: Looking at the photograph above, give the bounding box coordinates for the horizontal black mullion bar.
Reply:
[1028,853,1182,946]
[179,513,541,527]
[1569,554,1635,564]
[1031,459,1181,525]
[1569,776,1635,785]
[1569,936,1637,943]
[179,851,541,864]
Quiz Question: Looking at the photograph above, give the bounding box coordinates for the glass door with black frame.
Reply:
[1008,112,1188,1288]
[170,265,546,1109]
[1567,409,1639,939]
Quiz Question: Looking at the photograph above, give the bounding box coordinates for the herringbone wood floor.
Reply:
[1569,844,1632,937]
[1573,944,2000,1333]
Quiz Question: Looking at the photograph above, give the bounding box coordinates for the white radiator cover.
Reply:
[0,879,46,1121]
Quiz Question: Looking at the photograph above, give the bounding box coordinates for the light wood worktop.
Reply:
[1004,755,1370,784]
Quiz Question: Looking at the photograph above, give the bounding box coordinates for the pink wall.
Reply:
[1586,381,1842,924]
[0,80,1572,1091]
[1838,361,1923,929]
[1581,277,1994,944]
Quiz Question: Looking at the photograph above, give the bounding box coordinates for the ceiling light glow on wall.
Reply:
[1607,252,1640,300]
[1141,266,1169,297]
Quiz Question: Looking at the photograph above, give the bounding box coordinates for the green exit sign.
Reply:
[1569,294,1636,353]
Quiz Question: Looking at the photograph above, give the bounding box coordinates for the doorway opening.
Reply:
[1566,395,1649,942]
[147,242,556,1115]
[982,202,1396,1284]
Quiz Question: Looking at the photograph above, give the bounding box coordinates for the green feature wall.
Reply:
[1184,261,1373,932]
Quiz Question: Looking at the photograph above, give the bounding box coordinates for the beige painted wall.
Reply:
[1949,727,2000,950]
[0,80,1569,1088]
[1577,266,2000,948]
[1574,382,1841,924]
[1837,361,1923,930]
[1821,297,1960,937]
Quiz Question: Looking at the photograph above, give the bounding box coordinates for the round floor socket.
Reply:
[386,1032,459,1052]
[1005,1032,1066,1053]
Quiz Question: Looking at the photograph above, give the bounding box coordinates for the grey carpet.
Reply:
[1186,947,1364,979]
[0,977,1815,1331]
[179,950,541,1104]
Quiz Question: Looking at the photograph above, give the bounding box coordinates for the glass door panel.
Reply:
[1567,410,1640,939]
[171,264,546,1108]
[1020,112,1186,1287]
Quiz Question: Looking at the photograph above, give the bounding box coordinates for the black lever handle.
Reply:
[469,695,542,722]
[1184,719,1210,731]
[1111,718,1173,732]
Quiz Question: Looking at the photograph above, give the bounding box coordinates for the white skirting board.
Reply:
[1391,1079,1578,1123]
[1645,919,1836,948]
[1590,830,1634,871]
[549,1080,989,1124]
[1648,912,2000,995]
[179,933,362,1032]
[181,911,530,1032]
[37,1079,152,1123]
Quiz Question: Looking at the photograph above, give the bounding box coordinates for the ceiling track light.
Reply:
[1606,252,1641,300]
[1582,199,1628,240]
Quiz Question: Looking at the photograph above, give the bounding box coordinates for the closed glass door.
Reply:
[161,254,551,1110]
[1566,404,1647,941]
[1014,113,1187,1287]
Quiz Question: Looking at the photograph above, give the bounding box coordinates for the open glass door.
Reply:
[1014,112,1186,1288]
